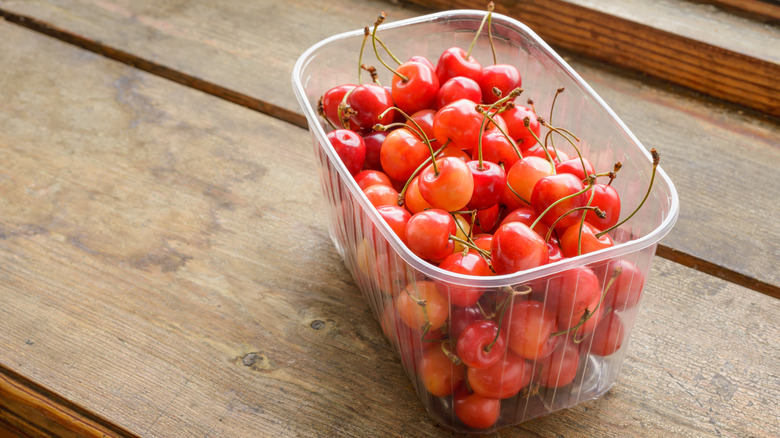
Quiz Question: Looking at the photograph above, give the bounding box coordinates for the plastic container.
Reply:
[292,10,679,433]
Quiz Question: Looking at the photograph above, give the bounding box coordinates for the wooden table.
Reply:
[1,1,778,436]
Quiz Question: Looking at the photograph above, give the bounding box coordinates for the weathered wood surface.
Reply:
[1,19,779,438]
[1,0,778,297]
[692,0,780,23]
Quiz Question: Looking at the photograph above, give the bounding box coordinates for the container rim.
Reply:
[292,9,680,288]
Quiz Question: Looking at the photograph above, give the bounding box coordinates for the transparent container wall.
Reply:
[296,10,678,434]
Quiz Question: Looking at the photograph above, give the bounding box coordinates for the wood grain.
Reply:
[402,0,780,117]
[0,20,779,438]
[691,0,780,23]
[0,0,778,295]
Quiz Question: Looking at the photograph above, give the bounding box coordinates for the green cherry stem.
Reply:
[596,149,660,238]
[371,13,409,82]
[530,179,595,232]
[467,2,495,58]
[395,143,448,206]
[358,27,370,84]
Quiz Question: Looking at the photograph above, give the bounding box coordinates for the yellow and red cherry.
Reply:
[320,84,356,128]
[500,156,555,211]
[466,160,506,210]
[490,221,549,275]
[467,351,531,400]
[586,183,621,230]
[478,64,522,104]
[376,204,412,244]
[326,129,366,176]
[546,266,600,330]
[531,173,588,231]
[457,320,506,369]
[504,300,558,360]
[433,98,484,151]
[346,83,396,131]
[501,104,540,152]
[453,389,501,430]
[560,221,614,257]
[556,157,595,181]
[476,130,520,170]
[588,311,624,356]
[405,209,456,261]
[436,76,482,109]
[396,281,449,331]
[438,251,491,306]
[435,47,482,84]
[354,169,392,191]
[538,339,580,388]
[403,176,433,214]
[379,128,431,183]
[420,345,466,397]
[392,61,440,115]
[418,157,475,212]
[602,259,645,311]
[363,184,399,208]
[438,145,471,161]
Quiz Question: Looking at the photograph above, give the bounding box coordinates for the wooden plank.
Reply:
[691,0,780,24]
[403,0,780,118]
[1,20,779,438]
[0,0,778,295]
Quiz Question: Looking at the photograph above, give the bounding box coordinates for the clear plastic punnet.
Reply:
[292,10,679,433]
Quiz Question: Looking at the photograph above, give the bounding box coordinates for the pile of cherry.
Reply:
[318,8,658,431]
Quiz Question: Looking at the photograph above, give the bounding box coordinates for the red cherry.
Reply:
[528,145,570,164]
[457,320,506,369]
[362,130,388,171]
[546,266,601,330]
[363,184,399,208]
[467,351,531,399]
[435,47,482,84]
[560,221,614,257]
[546,236,565,264]
[392,61,440,115]
[396,282,449,331]
[470,204,501,234]
[501,104,540,152]
[326,129,365,175]
[490,221,549,275]
[418,157,474,212]
[586,183,621,230]
[466,160,506,210]
[538,339,580,388]
[405,209,456,260]
[437,76,482,109]
[406,109,441,149]
[499,206,549,240]
[376,204,411,244]
[531,173,588,231]
[556,157,595,182]
[478,64,522,104]
[320,84,356,129]
[453,390,501,430]
[420,345,465,397]
[354,169,392,191]
[346,83,396,131]
[476,130,521,170]
[407,55,435,72]
[588,311,625,356]
[438,251,490,307]
[472,233,493,253]
[449,305,485,340]
[433,99,484,151]
[504,300,557,360]
[500,156,554,211]
[379,128,431,183]
[602,259,645,311]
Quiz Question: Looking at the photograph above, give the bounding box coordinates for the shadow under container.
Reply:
[293,10,679,434]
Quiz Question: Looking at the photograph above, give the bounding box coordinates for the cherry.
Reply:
[449,305,485,340]
[476,130,521,170]
[545,266,600,331]
[501,104,540,152]
[435,47,482,84]
[320,84,356,129]
[467,351,531,399]
[396,281,449,331]
[499,206,549,241]
[433,98,484,151]
[531,173,588,231]
[538,338,580,388]
[472,233,493,253]
[453,389,501,430]
[556,157,595,182]
[457,320,506,369]
[376,204,411,244]
[326,129,366,176]
[586,183,621,230]
[362,130,388,171]
[379,128,431,183]
[500,156,554,211]
[420,345,466,397]
[491,222,549,275]
[363,184,399,208]
[478,64,522,104]
[588,311,625,356]
[546,236,565,264]
[466,160,506,210]
[354,169,392,191]
[405,209,456,261]
[418,157,475,212]
[437,76,482,109]
[560,221,613,257]
[438,251,491,307]
[406,109,442,149]
[346,83,396,131]
[438,145,471,161]
[407,55,436,72]
[601,259,645,311]
[528,145,570,164]
[504,300,558,360]
[470,204,501,235]
[403,176,433,214]
[392,61,440,115]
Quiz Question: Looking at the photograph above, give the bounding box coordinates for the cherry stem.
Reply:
[596,149,660,238]
[551,266,622,339]
[485,284,530,351]
[542,205,603,243]
[506,181,530,206]
[358,27,370,84]
[449,234,491,259]
[441,341,462,365]
[530,179,595,232]
[524,117,556,173]
[395,143,448,206]
[467,2,495,58]
[317,96,338,130]
[487,4,497,64]
[476,104,523,161]
[547,87,565,153]
[608,161,623,185]
[544,122,587,176]
[577,188,599,255]
[337,87,357,129]
[361,64,380,85]
[371,13,409,82]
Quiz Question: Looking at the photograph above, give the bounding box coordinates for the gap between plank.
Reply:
[1,9,777,301]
